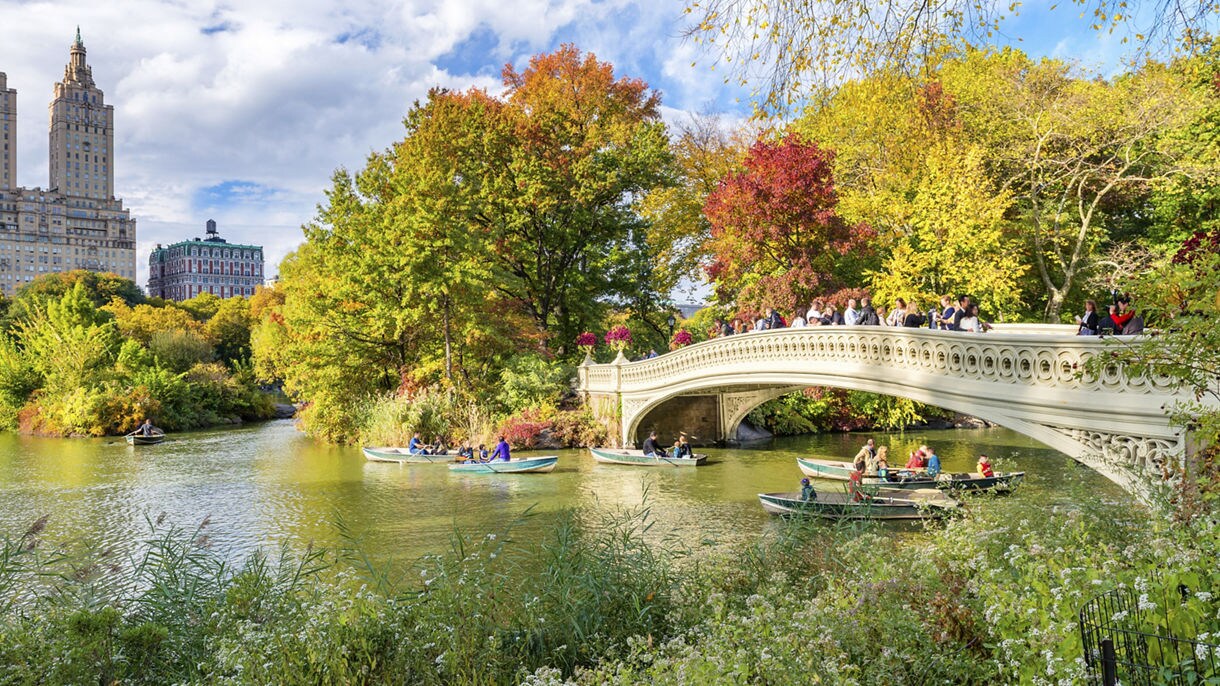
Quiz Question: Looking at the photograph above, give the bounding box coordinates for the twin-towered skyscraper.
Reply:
[0,29,137,294]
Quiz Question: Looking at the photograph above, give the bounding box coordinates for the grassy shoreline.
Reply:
[1,484,1217,685]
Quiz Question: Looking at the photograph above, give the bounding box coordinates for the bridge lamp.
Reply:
[667,313,676,340]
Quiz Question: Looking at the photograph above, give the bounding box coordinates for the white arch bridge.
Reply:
[577,325,1208,501]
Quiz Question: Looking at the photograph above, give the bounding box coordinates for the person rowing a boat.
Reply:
[137,418,159,437]
[408,432,426,455]
[641,431,662,457]
[492,436,511,462]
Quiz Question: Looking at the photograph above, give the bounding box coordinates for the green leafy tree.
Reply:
[204,297,254,364]
[941,49,1202,319]
[6,271,144,327]
[868,143,1026,318]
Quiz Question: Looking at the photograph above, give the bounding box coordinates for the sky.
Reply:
[0,0,1169,291]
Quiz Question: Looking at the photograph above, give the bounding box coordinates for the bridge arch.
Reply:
[580,326,1201,502]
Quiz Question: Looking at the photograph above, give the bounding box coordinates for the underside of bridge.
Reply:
[628,386,802,447]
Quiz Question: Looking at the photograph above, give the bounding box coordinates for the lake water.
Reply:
[0,420,1130,565]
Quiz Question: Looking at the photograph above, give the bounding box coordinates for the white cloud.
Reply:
[0,0,753,287]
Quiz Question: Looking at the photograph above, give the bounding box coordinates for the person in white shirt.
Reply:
[806,299,824,323]
[843,298,860,326]
[790,311,808,327]
[885,298,907,327]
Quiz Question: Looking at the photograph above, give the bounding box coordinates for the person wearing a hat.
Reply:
[800,478,816,501]
[977,454,994,477]
[675,432,693,458]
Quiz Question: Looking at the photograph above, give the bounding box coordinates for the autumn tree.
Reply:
[479,45,672,349]
[704,135,875,314]
[255,46,671,441]
[638,114,754,297]
[683,0,1217,115]
[867,144,1026,318]
[941,49,1202,319]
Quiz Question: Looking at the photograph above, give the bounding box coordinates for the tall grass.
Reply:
[1,483,1218,685]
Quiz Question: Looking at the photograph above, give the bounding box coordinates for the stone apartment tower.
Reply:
[49,28,117,200]
[0,72,14,191]
[0,29,137,294]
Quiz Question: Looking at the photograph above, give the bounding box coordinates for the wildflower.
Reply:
[1138,594,1156,611]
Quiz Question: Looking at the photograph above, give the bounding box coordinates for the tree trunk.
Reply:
[443,294,453,384]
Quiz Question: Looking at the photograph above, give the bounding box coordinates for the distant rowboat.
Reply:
[589,447,706,467]
[758,491,959,520]
[796,458,1024,492]
[448,456,558,474]
[362,447,451,463]
[126,433,165,446]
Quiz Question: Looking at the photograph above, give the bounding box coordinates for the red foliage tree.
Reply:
[703,136,875,314]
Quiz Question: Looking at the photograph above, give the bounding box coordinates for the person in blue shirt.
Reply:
[491,436,512,462]
[925,448,942,477]
[408,432,425,455]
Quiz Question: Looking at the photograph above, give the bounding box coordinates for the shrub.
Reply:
[498,407,553,449]
[496,356,573,415]
[149,330,214,373]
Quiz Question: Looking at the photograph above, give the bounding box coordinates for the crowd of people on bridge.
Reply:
[1073,296,1143,336]
[712,294,995,338]
[707,292,1142,338]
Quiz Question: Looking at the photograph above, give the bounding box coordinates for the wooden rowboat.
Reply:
[362,447,452,463]
[126,433,166,445]
[589,447,707,467]
[796,458,1024,492]
[758,491,959,520]
[448,456,558,474]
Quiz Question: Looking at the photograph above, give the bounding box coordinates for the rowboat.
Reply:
[796,458,1024,492]
[126,433,165,445]
[362,447,452,463]
[589,447,707,467]
[448,456,558,474]
[757,491,959,520]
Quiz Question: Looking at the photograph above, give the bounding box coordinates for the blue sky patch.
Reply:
[193,180,282,213]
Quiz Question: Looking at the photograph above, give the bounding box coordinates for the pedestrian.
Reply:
[766,307,785,329]
[935,295,956,330]
[857,297,881,326]
[825,303,845,325]
[886,298,907,327]
[1075,300,1099,335]
[844,298,860,326]
[720,318,735,337]
[951,295,972,331]
[902,301,927,327]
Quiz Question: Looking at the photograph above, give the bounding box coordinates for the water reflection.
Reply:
[0,420,1130,565]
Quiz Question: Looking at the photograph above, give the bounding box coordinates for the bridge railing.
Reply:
[581,325,1168,397]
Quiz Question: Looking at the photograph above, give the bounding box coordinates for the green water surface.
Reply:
[0,420,1131,564]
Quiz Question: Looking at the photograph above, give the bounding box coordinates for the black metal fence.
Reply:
[1079,588,1220,685]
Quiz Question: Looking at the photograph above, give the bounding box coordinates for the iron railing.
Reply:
[1080,588,1220,685]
